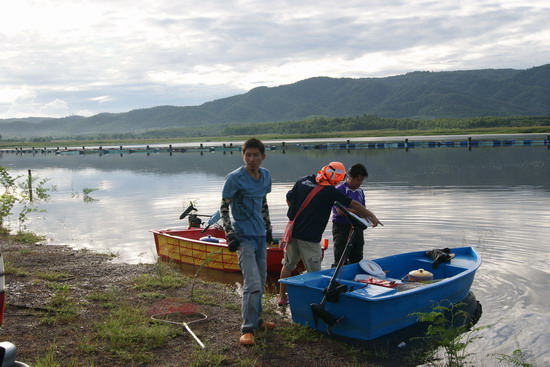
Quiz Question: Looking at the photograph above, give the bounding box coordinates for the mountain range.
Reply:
[1,64,549,139]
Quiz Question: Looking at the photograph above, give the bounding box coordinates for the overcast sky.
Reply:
[1,0,549,119]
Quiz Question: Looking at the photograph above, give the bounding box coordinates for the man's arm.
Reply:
[220,198,234,234]
[220,198,240,252]
[262,196,273,244]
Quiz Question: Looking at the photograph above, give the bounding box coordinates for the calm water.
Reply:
[1,138,549,364]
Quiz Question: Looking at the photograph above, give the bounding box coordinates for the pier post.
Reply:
[28,169,33,202]
[468,137,472,151]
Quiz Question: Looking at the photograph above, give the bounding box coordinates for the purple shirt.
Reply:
[331,181,365,224]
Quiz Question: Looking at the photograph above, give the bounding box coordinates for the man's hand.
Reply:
[226,233,240,252]
[369,215,383,227]
[266,230,273,245]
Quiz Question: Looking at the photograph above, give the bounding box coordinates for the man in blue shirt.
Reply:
[220,138,275,346]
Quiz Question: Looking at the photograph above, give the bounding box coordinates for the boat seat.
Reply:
[349,283,397,298]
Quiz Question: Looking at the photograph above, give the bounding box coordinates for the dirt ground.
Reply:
[0,238,400,367]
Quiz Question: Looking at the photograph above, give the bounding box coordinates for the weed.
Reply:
[278,324,322,346]
[39,283,78,324]
[3,261,30,277]
[93,305,177,364]
[137,291,166,300]
[82,187,99,203]
[251,331,269,357]
[222,302,240,312]
[12,230,46,244]
[189,288,218,305]
[187,348,228,367]
[35,271,71,281]
[190,249,222,301]
[33,342,63,367]
[132,262,187,290]
[492,348,535,367]
[88,290,119,309]
[78,336,99,354]
[410,300,484,367]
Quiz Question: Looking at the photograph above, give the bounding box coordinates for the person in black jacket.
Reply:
[277,162,382,305]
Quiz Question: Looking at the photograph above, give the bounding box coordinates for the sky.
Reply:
[1,0,549,119]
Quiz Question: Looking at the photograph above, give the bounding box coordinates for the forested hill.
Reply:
[1,64,549,139]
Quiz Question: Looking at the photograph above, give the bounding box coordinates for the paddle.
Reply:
[310,201,369,330]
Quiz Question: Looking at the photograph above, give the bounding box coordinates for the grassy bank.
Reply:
[1,232,539,366]
[1,236,390,367]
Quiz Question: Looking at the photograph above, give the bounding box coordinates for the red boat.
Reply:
[152,204,326,274]
[152,226,290,273]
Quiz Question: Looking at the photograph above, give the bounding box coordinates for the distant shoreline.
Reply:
[1,126,549,150]
[1,131,548,154]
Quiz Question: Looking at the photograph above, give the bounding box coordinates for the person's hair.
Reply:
[242,138,265,155]
[348,163,368,178]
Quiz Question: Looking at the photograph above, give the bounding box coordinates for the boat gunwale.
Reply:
[281,246,481,302]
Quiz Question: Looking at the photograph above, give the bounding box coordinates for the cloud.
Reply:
[1,0,549,118]
[38,98,70,117]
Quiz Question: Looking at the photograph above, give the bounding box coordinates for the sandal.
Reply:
[277,293,288,306]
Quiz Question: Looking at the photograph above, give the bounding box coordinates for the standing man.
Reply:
[220,138,275,346]
[278,162,382,305]
[332,163,370,266]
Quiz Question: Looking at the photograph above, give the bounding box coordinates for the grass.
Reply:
[11,230,47,244]
[278,324,322,346]
[41,284,78,324]
[187,349,229,367]
[132,262,188,290]
[93,305,178,364]
[4,260,30,276]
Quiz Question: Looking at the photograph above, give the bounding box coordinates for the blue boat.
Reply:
[280,246,481,340]
[279,202,481,341]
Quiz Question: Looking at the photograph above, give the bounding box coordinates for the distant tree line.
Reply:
[218,115,549,136]
[5,114,549,142]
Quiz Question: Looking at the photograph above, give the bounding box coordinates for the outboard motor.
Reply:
[188,214,202,228]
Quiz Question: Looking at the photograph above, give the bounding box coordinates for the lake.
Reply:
[1,135,549,365]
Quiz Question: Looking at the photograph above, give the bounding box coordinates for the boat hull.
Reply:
[279,246,481,340]
[151,227,286,273]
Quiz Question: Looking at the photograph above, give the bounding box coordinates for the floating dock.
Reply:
[1,136,548,156]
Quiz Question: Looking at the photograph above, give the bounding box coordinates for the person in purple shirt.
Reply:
[331,163,371,265]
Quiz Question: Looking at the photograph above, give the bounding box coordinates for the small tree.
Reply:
[0,166,55,233]
[410,301,484,367]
